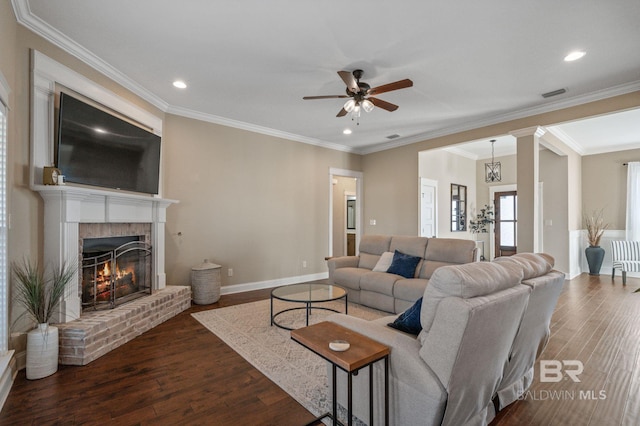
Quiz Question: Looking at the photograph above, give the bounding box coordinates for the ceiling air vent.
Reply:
[542,88,567,98]
[386,134,400,140]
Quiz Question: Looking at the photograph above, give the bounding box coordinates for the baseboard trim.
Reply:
[220,272,329,295]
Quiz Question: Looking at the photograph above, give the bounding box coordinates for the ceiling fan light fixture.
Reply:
[343,99,356,112]
[362,99,374,113]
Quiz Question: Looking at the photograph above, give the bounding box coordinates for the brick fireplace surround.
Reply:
[33,186,189,365]
[57,286,191,365]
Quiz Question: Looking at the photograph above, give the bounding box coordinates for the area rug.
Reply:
[191,298,389,420]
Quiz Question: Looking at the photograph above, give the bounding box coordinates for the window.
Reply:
[495,191,518,257]
[627,162,640,241]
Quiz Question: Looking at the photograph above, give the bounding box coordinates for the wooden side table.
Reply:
[291,321,390,426]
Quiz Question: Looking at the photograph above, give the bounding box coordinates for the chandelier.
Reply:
[485,139,501,183]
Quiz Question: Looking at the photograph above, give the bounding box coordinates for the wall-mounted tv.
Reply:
[56,92,161,195]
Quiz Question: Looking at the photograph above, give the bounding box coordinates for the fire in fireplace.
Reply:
[82,236,152,310]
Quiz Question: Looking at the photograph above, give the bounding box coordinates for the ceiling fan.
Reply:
[303,69,413,120]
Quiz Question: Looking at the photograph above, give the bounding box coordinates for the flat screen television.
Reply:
[56,92,161,195]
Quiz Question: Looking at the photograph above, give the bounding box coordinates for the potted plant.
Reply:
[584,209,609,275]
[470,204,495,260]
[12,259,76,379]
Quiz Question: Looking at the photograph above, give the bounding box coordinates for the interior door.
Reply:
[495,191,517,256]
[420,178,437,237]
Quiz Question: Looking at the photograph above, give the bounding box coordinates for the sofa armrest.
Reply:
[327,256,359,283]
[327,314,445,394]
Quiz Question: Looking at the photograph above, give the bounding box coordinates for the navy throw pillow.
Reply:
[387,250,421,279]
[388,297,423,335]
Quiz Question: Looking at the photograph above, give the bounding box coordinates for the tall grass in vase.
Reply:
[12,260,76,379]
[584,209,609,276]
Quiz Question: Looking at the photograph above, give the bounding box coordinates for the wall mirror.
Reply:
[451,183,467,231]
[346,199,356,229]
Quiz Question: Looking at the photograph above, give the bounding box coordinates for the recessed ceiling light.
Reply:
[564,51,586,62]
[173,80,187,89]
[343,129,352,135]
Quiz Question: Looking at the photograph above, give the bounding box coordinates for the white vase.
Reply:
[26,323,59,380]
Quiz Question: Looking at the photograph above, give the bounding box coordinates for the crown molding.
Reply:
[166,105,358,154]
[510,126,547,139]
[357,80,640,155]
[544,127,586,156]
[12,0,168,112]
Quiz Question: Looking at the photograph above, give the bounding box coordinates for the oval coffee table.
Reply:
[270,283,348,330]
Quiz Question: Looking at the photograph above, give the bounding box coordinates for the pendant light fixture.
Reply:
[485,139,502,183]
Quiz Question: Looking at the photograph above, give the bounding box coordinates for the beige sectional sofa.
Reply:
[327,252,565,426]
[328,235,477,313]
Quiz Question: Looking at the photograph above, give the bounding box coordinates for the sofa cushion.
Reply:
[390,236,429,258]
[418,238,477,279]
[388,297,423,335]
[359,235,392,255]
[494,253,554,280]
[388,250,422,279]
[419,260,456,279]
[332,267,369,291]
[420,261,524,333]
[359,271,401,296]
[359,253,381,270]
[393,278,429,302]
[424,238,477,264]
[372,251,394,272]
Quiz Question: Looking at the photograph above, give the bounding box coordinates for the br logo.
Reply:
[540,360,584,382]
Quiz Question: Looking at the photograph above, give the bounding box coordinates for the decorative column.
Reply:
[511,126,546,253]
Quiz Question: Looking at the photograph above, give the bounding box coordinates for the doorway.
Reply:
[329,168,363,258]
[494,190,517,257]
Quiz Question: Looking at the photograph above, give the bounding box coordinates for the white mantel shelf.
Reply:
[31,184,180,218]
[33,184,178,323]
[32,184,178,206]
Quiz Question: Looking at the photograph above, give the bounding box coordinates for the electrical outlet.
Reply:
[228,268,233,277]
[370,219,376,225]
[302,260,307,268]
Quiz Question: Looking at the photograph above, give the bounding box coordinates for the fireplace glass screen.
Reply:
[82,236,152,310]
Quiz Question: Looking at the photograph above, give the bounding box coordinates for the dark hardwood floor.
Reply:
[2,274,639,425]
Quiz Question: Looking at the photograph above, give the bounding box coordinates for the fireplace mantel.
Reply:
[35,184,178,323]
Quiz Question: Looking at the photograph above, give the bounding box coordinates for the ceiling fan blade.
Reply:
[369,97,399,112]
[303,95,349,100]
[338,71,360,93]
[336,108,348,117]
[369,79,413,96]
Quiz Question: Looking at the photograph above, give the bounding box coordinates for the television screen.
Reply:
[56,92,161,194]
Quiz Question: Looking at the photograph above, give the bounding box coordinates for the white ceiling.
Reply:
[15,0,640,156]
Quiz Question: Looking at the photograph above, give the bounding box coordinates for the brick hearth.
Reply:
[57,286,191,365]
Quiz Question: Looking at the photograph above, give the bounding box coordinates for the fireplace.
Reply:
[82,236,152,310]
[29,51,190,365]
